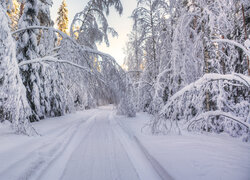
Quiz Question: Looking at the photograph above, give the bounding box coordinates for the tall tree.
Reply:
[70,0,122,48]
[7,0,20,31]
[56,0,68,34]
[130,0,169,112]
[17,0,41,122]
[0,1,36,135]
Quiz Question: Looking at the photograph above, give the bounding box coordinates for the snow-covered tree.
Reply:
[129,0,169,112]
[38,0,53,26]
[0,2,36,135]
[16,0,42,122]
[125,0,250,140]
[70,0,122,48]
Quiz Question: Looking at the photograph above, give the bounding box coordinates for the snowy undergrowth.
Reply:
[152,73,250,141]
[117,112,250,180]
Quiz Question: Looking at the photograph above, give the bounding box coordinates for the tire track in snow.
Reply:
[59,110,139,180]
[0,113,98,180]
[0,121,78,180]
[109,112,173,180]
[37,114,98,180]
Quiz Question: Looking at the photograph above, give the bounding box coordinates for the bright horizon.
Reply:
[51,0,137,66]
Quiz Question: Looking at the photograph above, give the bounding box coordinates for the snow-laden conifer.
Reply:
[0,3,36,135]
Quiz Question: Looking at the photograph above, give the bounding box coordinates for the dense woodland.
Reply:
[0,0,249,141]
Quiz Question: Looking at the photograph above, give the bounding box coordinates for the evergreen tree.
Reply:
[7,0,20,31]
[17,0,41,122]
[56,0,68,34]
[70,0,122,48]
[38,0,53,26]
[0,2,36,135]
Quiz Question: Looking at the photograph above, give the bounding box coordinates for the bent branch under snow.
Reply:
[212,39,250,57]
[12,26,67,38]
[187,111,250,131]
[161,73,250,114]
[18,56,91,72]
[152,73,250,137]
[12,26,124,74]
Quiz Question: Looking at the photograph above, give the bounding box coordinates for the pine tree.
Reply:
[37,0,53,26]
[70,0,122,48]
[0,2,36,135]
[17,0,41,122]
[7,0,20,31]
[56,0,68,34]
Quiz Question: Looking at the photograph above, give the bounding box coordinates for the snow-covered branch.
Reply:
[161,73,250,113]
[187,111,250,131]
[212,39,250,57]
[18,56,91,73]
[12,26,67,38]
[152,73,250,138]
[12,26,125,75]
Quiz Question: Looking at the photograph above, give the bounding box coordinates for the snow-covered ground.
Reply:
[0,106,249,180]
[119,112,250,180]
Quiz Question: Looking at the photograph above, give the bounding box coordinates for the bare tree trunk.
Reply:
[19,2,24,18]
[221,35,226,74]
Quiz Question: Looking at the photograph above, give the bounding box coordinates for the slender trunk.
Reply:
[149,0,157,79]
[135,20,139,80]
[241,4,250,76]
[19,2,24,18]
[201,9,210,111]
[221,35,226,74]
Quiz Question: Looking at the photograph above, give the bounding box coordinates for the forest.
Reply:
[1,0,249,140]
[0,0,250,179]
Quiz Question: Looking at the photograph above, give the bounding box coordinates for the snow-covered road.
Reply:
[1,106,249,180]
[61,111,140,180]
[0,106,169,180]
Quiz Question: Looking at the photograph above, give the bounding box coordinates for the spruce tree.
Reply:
[0,2,36,135]
[56,0,69,34]
[17,0,41,122]
[7,0,20,31]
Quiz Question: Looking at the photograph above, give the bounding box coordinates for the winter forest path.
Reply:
[0,106,171,180]
[60,109,140,180]
[46,106,163,180]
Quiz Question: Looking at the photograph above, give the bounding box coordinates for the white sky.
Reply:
[51,0,137,65]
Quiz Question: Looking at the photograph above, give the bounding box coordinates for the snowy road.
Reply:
[61,112,140,180]
[0,106,169,180]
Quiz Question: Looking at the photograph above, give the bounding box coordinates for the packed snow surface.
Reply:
[0,106,249,180]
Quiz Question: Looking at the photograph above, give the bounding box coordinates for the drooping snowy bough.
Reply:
[1,0,134,135]
[13,25,135,119]
[151,73,250,141]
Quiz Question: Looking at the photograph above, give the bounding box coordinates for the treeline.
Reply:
[124,0,250,141]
